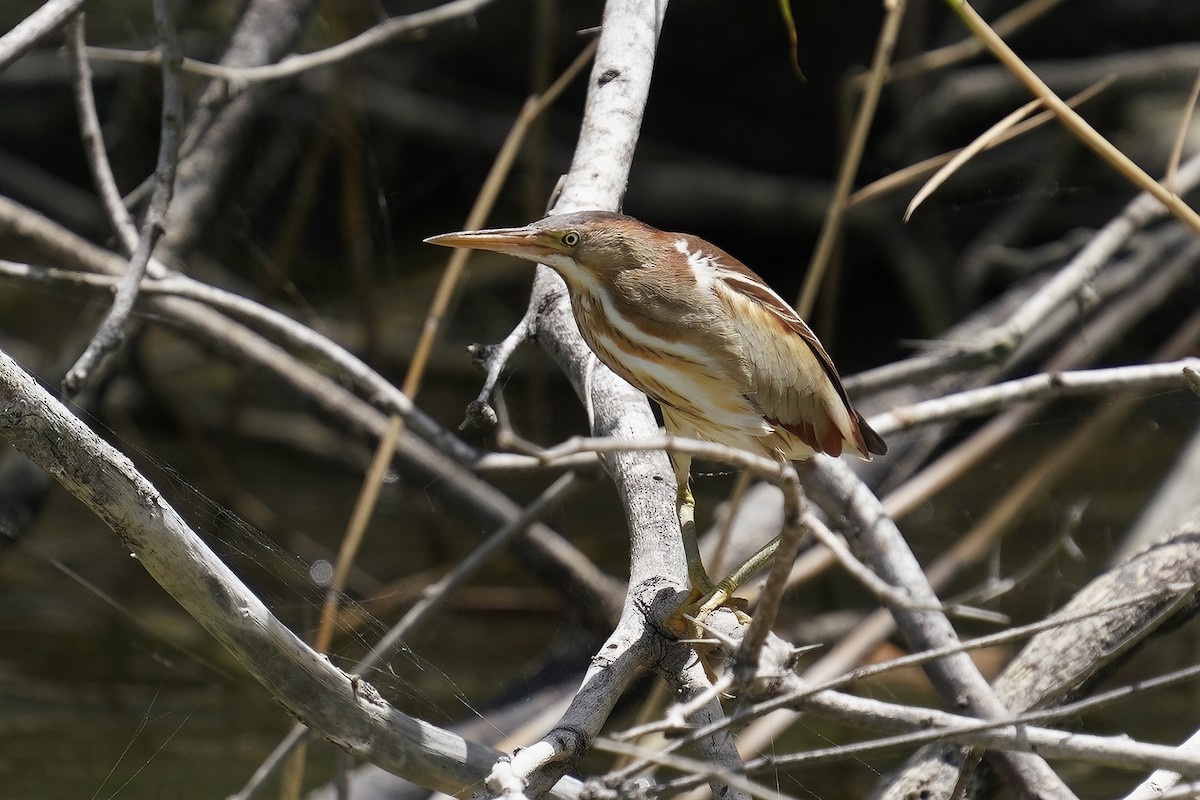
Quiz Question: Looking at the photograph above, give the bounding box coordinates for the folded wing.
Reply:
[710,266,885,460]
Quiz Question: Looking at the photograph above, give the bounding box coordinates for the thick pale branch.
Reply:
[0,348,582,799]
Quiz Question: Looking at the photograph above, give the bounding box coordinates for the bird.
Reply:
[426,210,886,618]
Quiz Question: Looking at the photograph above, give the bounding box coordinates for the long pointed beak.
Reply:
[424,226,557,262]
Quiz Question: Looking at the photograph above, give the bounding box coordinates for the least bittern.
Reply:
[426,211,886,618]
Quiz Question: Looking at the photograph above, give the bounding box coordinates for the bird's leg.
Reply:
[678,480,717,598]
[670,456,759,644]
[663,450,722,639]
[668,453,755,635]
[671,478,726,639]
[695,455,792,619]
[670,451,716,597]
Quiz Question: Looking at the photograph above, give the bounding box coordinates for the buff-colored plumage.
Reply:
[426,210,886,484]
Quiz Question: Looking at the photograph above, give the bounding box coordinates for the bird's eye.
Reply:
[560,231,581,247]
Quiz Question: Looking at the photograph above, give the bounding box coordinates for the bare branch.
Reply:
[66,15,140,254]
[0,0,86,73]
[872,358,1200,436]
[86,0,496,86]
[807,458,1077,798]
[63,0,184,394]
[0,348,584,799]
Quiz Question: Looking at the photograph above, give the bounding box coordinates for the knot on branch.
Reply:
[635,577,691,637]
[466,341,500,370]
[460,398,497,432]
[1183,366,1200,397]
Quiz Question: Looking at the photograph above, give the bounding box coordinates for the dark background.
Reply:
[0,0,1198,797]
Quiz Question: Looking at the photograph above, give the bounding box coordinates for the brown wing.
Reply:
[709,262,886,459]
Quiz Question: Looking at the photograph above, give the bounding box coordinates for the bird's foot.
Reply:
[667,583,752,638]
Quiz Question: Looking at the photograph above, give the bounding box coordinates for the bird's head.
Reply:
[424,210,659,288]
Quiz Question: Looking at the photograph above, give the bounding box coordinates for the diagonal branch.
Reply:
[0,0,86,73]
[0,348,584,799]
[807,458,1079,799]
